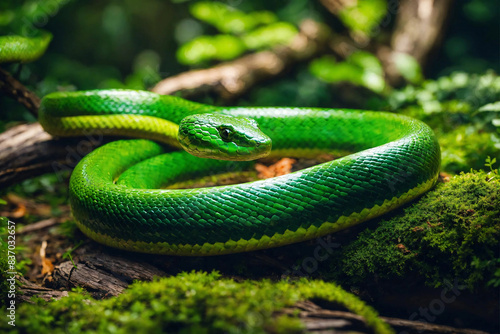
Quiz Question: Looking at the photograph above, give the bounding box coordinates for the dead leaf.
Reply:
[40,240,55,276]
[256,158,297,179]
[0,203,27,218]
[41,257,54,276]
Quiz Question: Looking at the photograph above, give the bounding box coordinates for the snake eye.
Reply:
[219,127,234,142]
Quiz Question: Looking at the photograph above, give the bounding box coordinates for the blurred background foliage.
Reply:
[0,0,499,174]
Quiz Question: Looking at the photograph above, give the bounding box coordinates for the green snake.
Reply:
[2,36,441,256]
[0,31,52,63]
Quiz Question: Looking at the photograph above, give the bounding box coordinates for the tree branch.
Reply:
[151,19,331,100]
[0,123,114,188]
[0,67,40,116]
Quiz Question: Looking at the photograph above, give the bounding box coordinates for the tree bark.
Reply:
[0,123,112,189]
[51,251,167,298]
[318,0,455,85]
[380,0,455,85]
[285,300,489,334]
[0,67,40,116]
[18,276,69,303]
[391,0,454,66]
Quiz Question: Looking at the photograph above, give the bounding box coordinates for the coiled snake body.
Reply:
[38,90,441,255]
[1,33,440,255]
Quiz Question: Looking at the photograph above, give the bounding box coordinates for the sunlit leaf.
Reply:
[177,35,245,65]
[393,52,424,84]
[338,0,387,35]
[190,1,276,34]
[309,55,385,93]
[361,71,385,93]
[242,22,298,49]
[348,51,384,75]
[478,102,500,112]
[309,56,338,80]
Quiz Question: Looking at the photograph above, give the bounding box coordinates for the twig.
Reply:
[0,67,40,116]
[18,218,61,234]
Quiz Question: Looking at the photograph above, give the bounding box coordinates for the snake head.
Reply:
[178,113,272,161]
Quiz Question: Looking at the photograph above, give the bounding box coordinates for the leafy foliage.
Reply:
[240,67,333,108]
[0,0,73,35]
[0,0,497,123]
[1,271,394,334]
[389,71,500,173]
[177,2,298,65]
[190,1,277,34]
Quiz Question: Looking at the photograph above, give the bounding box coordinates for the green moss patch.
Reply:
[2,271,393,334]
[324,169,500,290]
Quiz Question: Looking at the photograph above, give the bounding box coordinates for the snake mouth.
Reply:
[253,139,272,158]
[230,134,272,160]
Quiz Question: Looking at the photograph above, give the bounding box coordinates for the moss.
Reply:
[324,169,500,290]
[439,127,499,173]
[1,271,394,334]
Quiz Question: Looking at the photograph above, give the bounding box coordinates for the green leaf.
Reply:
[361,71,386,93]
[478,101,500,112]
[310,56,359,82]
[309,55,385,93]
[242,22,298,50]
[177,35,245,65]
[338,0,387,35]
[393,52,424,84]
[190,1,276,34]
[348,51,384,75]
